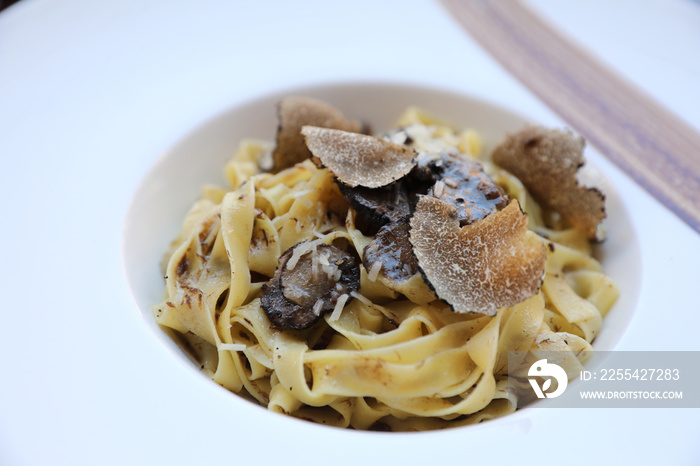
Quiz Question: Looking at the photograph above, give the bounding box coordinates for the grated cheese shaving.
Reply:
[291,189,314,209]
[367,261,382,282]
[312,299,324,316]
[318,252,330,266]
[350,291,372,306]
[291,189,314,198]
[328,294,349,321]
[443,178,458,189]
[286,241,316,270]
[311,243,319,280]
[322,264,339,281]
[298,195,313,209]
[433,180,445,198]
[219,343,247,352]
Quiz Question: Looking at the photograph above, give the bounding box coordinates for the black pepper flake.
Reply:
[176,255,189,277]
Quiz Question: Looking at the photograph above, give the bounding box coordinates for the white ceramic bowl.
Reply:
[122,81,641,426]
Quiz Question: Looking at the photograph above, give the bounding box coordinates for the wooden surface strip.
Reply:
[440,0,700,234]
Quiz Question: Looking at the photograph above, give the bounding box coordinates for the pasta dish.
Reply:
[153,96,618,430]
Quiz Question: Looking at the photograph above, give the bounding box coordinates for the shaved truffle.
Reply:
[261,241,360,330]
[491,126,606,239]
[362,218,419,284]
[302,127,417,188]
[272,96,361,170]
[427,155,509,226]
[335,163,437,230]
[337,181,413,229]
[410,197,546,315]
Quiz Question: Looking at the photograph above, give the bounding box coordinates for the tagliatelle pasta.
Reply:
[153,104,619,430]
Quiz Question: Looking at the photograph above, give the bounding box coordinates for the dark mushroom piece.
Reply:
[261,241,360,330]
[335,161,439,231]
[362,218,418,284]
[427,154,509,226]
[337,181,413,230]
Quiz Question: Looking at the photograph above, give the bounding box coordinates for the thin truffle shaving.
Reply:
[272,96,362,171]
[301,126,417,188]
[491,126,606,239]
[410,197,547,315]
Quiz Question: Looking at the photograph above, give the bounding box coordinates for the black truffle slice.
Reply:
[409,197,547,315]
[362,218,419,284]
[337,181,413,228]
[491,126,606,239]
[261,241,360,330]
[427,155,509,226]
[272,96,361,171]
[301,126,417,188]
[335,161,438,230]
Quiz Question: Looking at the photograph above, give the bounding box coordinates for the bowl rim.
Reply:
[121,79,643,432]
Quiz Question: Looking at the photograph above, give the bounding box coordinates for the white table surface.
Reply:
[1,1,699,465]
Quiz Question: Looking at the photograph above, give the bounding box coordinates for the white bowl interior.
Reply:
[122,81,642,425]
